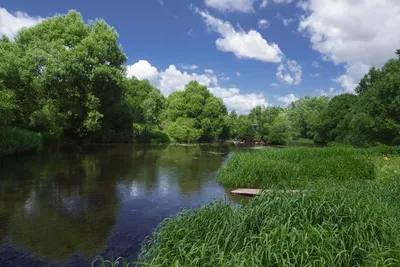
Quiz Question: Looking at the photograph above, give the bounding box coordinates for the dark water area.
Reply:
[0,144,247,266]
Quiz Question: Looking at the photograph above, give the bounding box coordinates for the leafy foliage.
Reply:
[165,81,228,142]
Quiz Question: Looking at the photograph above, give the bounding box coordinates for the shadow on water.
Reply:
[0,143,245,266]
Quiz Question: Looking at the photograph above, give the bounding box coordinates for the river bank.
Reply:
[114,146,400,266]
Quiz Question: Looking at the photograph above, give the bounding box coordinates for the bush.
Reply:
[149,130,170,144]
[139,182,400,266]
[0,127,43,156]
[216,147,376,189]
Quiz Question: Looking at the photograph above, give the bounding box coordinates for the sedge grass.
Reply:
[96,147,400,266]
[0,127,43,156]
[217,147,376,189]
[138,177,400,266]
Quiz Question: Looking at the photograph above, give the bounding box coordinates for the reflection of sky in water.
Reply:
[0,144,246,266]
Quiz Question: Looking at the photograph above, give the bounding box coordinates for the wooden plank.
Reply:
[231,188,305,196]
[231,188,261,196]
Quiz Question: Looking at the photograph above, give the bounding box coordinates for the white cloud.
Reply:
[221,76,230,81]
[0,8,44,39]
[310,73,320,78]
[187,29,197,37]
[299,0,400,92]
[126,60,265,113]
[277,94,298,107]
[276,59,302,85]
[197,9,283,63]
[235,72,241,76]
[273,0,293,3]
[311,60,320,68]
[127,60,217,96]
[316,87,342,97]
[180,64,198,70]
[126,60,160,86]
[271,83,280,87]
[260,0,268,8]
[209,87,267,113]
[275,12,295,26]
[205,69,214,74]
[258,19,269,29]
[204,0,256,13]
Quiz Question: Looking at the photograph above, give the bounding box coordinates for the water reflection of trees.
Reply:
[0,143,238,263]
[0,150,120,262]
[122,144,233,196]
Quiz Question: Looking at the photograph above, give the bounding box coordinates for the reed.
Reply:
[217,147,376,189]
[0,127,43,156]
[139,178,400,266]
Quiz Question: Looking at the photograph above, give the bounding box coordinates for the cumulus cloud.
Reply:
[210,87,268,113]
[310,73,320,78]
[315,87,343,97]
[277,94,298,107]
[235,72,241,76]
[205,69,214,74]
[271,83,280,87]
[126,60,266,113]
[258,19,269,29]
[180,64,198,70]
[298,0,400,92]
[0,8,44,39]
[260,0,268,8]
[204,0,256,13]
[276,59,302,85]
[197,9,283,63]
[126,60,160,86]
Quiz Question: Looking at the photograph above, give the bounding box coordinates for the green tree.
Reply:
[288,96,329,141]
[165,81,228,142]
[8,11,127,140]
[344,57,400,146]
[267,113,293,144]
[235,115,255,142]
[167,117,202,143]
[317,94,357,143]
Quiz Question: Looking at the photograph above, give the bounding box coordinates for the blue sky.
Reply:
[1,0,399,112]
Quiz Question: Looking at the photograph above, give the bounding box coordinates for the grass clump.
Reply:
[0,127,43,156]
[217,147,375,189]
[138,180,400,266]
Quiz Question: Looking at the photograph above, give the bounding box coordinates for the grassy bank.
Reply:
[0,127,43,156]
[95,147,400,266]
[217,147,376,189]
[139,182,400,266]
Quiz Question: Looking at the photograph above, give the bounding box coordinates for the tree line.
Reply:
[0,11,399,152]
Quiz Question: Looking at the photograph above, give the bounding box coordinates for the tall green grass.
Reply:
[95,147,400,266]
[139,177,400,266]
[0,127,43,156]
[217,147,376,189]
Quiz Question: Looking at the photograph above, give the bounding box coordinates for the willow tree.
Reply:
[1,11,128,140]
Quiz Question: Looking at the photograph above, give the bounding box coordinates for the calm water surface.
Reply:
[0,144,246,266]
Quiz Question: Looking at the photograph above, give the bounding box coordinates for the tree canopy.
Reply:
[0,10,399,150]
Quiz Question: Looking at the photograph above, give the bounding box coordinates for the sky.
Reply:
[1,0,400,113]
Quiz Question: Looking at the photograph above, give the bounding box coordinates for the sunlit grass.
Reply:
[96,147,400,266]
[138,177,400,266]
[217,147,376,189]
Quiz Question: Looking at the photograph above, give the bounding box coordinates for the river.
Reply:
[0,144,246,266]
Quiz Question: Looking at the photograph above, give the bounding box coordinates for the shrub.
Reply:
[0,127,43,156]
[149,130,170,144]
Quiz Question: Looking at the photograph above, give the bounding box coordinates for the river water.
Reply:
[0,144,246,266]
